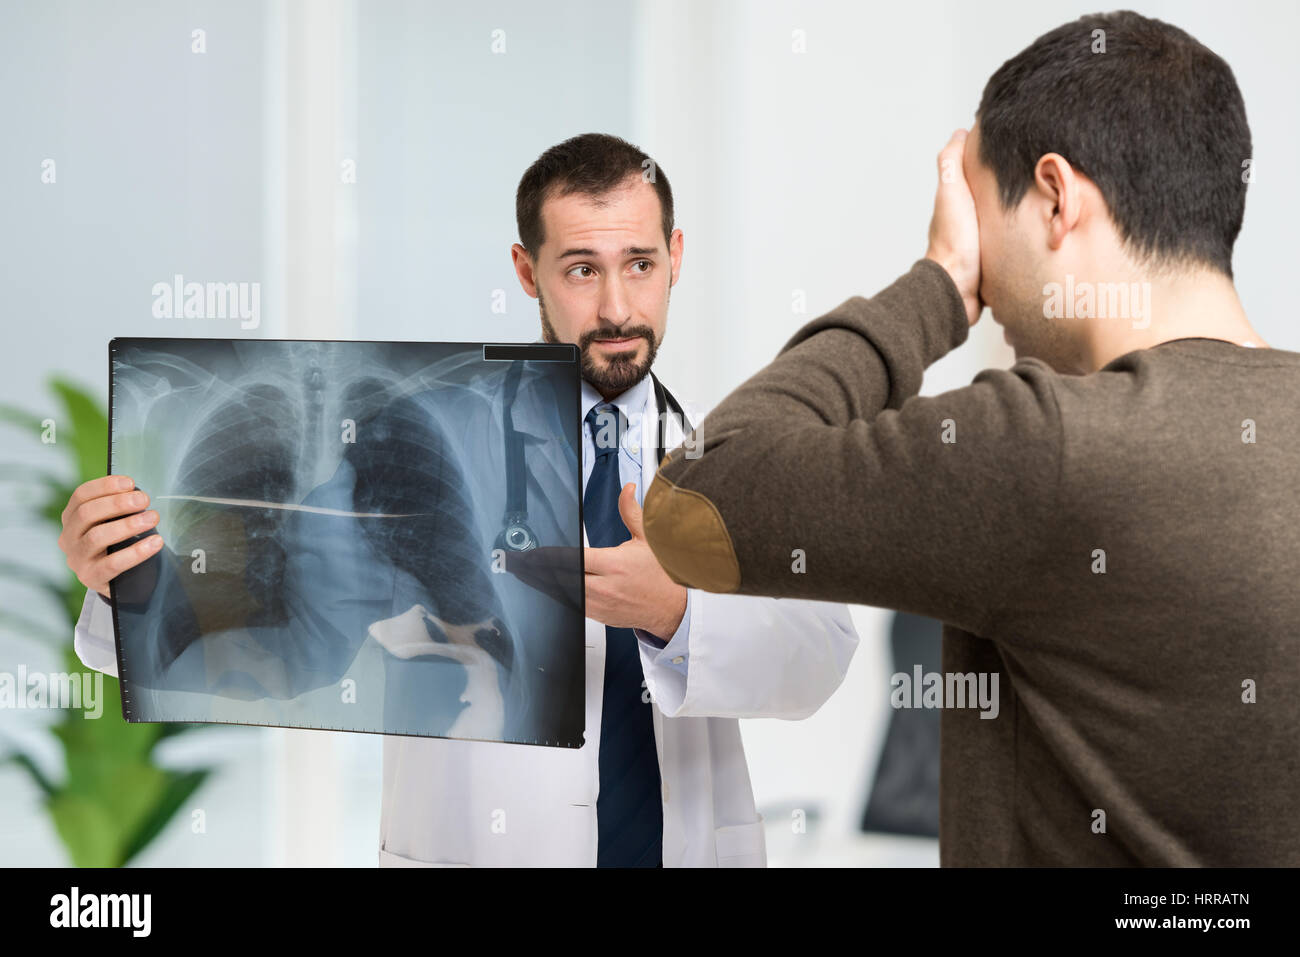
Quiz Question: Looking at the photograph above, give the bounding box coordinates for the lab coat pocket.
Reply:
[714,816,766,868]
[378,843,471,868]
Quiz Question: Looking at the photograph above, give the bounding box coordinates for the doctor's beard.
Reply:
[538,290,661,395]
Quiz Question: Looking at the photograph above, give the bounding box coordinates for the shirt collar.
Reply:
[580,374,651,425]
[581,374,651,461]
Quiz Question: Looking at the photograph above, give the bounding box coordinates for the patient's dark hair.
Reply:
[516,132,674,256]
[977,10,1250,277]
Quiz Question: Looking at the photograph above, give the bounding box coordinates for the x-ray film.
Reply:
[107,338,585,747]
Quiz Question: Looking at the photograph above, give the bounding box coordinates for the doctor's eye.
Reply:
[567,264,596,279]
[630,260,652,274]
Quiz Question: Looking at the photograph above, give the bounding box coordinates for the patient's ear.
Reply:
[1033,153,1084,252]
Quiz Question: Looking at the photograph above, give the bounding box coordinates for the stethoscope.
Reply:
[495,360,691,553]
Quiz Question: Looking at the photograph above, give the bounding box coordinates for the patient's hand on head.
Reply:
[925,128,983,326]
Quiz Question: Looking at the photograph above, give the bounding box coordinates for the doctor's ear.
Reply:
[511,242,540,297]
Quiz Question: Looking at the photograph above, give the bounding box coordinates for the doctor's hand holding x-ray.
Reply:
[59,477,163,599]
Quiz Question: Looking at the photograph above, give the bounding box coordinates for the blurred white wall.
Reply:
[2,0,1295,867]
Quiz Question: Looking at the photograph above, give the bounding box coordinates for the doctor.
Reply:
[62,131,858,867]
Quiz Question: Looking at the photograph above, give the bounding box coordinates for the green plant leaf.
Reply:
[120,768,211,865]
[0,404,43,434]
[49,793,120,867]
[6,377,220,868]
[0,608,67,645]
[0,558,66,606]
[51,377,109,483]
[0,463,66,487]
[0,750,57,798]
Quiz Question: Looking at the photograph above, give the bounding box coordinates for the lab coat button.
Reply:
[672,656,684,665]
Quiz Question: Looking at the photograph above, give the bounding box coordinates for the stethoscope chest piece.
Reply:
[496,512,539,552]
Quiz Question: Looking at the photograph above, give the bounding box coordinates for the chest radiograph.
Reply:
[109,339,584,747]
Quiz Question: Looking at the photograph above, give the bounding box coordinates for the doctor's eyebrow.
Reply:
[556,246,660,259]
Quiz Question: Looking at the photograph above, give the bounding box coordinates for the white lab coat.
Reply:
[72,373,859,867]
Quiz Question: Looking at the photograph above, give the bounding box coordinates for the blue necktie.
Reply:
[584,403,663,868]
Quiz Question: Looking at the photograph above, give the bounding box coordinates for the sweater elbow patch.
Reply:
[642,477,742,594]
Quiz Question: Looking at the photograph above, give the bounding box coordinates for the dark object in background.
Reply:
[861,611,941,838]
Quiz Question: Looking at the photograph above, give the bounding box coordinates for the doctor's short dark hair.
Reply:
[515,132,674,257]
[976,10,1251,277]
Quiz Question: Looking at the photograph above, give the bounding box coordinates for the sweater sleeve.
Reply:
[642,258,1064,637]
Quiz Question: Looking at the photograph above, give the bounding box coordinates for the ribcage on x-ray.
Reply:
[348,394,499,627]
[170,383,301,626]
[110,338,583,745]
[155,364,512,700]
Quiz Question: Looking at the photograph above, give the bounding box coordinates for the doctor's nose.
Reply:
[597,277,632,327]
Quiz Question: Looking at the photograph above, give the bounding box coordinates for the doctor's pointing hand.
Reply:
[584,482,687,641]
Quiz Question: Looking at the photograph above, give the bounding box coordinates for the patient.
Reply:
[643,11,1300,866]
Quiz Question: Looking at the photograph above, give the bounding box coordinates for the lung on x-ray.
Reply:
[107,338,585,747]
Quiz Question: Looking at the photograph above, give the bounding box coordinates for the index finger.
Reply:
[937,128,968,180]
[64,475,136,523]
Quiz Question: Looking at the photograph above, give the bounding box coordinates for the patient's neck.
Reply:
[1081,264,1269,372]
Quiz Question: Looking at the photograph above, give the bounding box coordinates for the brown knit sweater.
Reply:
[643,258,1300,865]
